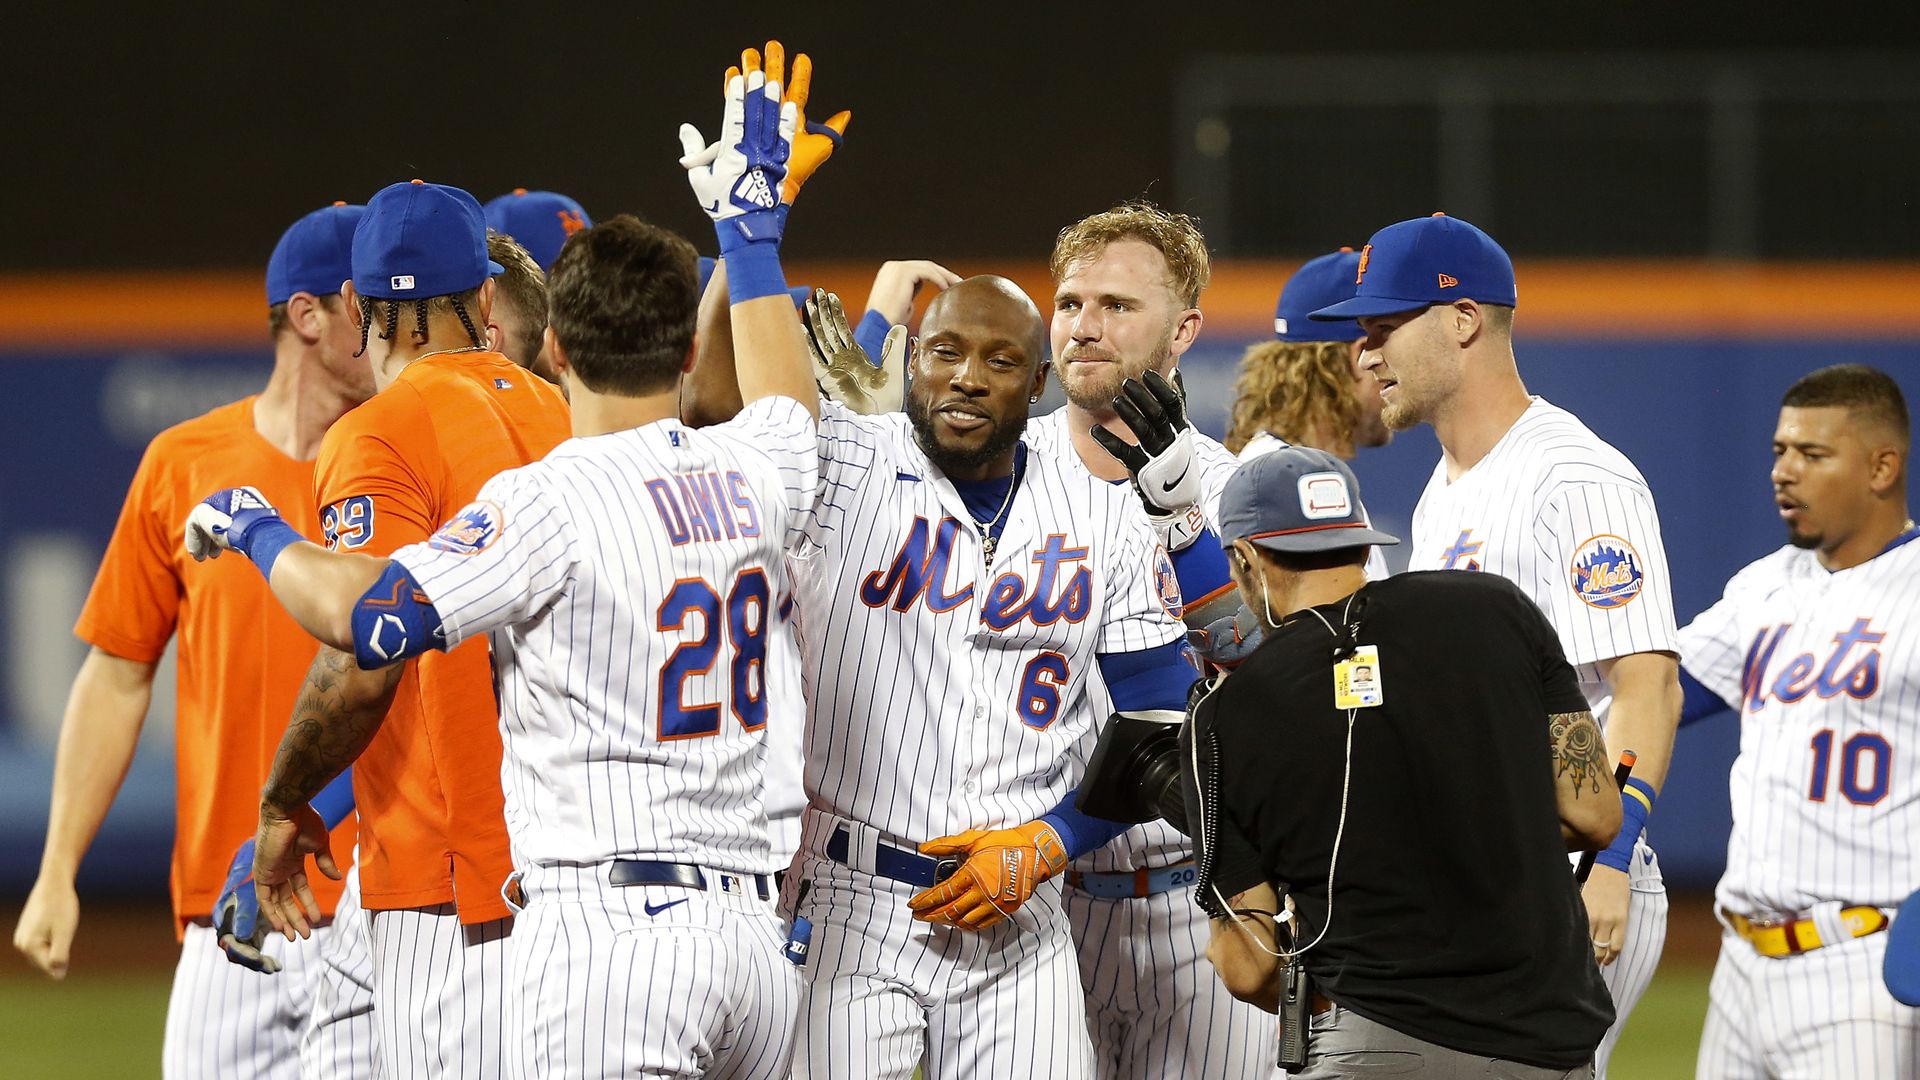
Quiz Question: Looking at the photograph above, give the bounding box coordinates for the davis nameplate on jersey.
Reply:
[428,500,502,555]
[1570,534,1645,609]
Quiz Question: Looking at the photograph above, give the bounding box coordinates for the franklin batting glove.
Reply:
[804,288,905,415]
[213,839,281,974]
[907,821,1068,931]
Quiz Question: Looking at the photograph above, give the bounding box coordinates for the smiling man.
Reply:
[1312,213,1682,1078]
[1675,365,1918,1079]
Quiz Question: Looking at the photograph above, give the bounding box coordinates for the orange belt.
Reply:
[1729,906,1888,958]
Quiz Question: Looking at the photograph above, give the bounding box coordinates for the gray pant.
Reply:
[1296,1003,1593,1079]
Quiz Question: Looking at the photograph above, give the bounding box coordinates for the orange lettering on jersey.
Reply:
[1355,244,1372,284]
[1437,273,1459,288]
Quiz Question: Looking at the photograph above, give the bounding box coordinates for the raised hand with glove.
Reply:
[1092,370,1209,553]
[906,820,1068,931]
[803,287,908,414]
[723,41,849,206]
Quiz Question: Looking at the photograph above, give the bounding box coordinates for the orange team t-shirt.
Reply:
[314,349,569,923]
[75,396,359,939]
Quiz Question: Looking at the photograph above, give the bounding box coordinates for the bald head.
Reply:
[923,275,1048,370]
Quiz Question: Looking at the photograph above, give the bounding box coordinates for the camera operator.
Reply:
[1188,446,1619,1077]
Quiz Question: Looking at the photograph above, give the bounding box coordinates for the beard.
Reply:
[1058,332,1175,412]
[1785,523,1823,550]
[1380,393,1424,433]
[907,392,1028,475]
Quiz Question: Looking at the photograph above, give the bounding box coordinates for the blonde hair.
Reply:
[1224,340,1361,456]
[1049,200,1211,308]
[487,230,548,367]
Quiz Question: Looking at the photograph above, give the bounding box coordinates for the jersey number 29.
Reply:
[658,569,770,740]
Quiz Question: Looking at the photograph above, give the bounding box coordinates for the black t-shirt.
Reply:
[1197,571,1614,1070]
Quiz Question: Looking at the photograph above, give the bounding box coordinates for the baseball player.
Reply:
[183,64,823,1074]
[482,187,592,272]
[1675,364,1917,1078]
[675,247,1203,1075]
[1024,202,1272,1078]
[10,202,373,1079]
[483,230,553,377]
[1312,212,1681,1077]
[237,178,571,1079]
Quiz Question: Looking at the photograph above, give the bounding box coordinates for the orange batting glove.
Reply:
[907,821,1068,931]
[728,40,850,205]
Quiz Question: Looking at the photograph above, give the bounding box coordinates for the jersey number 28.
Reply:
[657,569,770,740]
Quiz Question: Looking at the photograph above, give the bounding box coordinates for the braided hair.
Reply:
[354,290,485,357]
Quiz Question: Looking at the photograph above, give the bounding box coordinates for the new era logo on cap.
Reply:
[1438,273,1459,288]
[391,274,416,291]
[1299,472,1353,520]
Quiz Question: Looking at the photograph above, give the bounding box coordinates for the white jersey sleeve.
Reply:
[392,466,579,650]
[713,395,820,549]
[1675,546,1801,708]
[1097,519,1188,655]
[1534,481,1679,667]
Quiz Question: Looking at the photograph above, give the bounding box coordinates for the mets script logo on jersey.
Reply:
[1740,618,1885,712]
[1439,529,1482,571]
[860,518,1092,630]
[1568,534,1644,609]
[1152,544,1184,620]
[428,500,503,555]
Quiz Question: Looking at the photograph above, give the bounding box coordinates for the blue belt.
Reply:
[608,860,770,901]
[1067,861,1198,899]
[825,827,959,889]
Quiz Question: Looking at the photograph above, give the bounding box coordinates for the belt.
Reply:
[1730,906,1889,958]
[825,826,958,889]
[608,860,770,902]
[1067,860,1198,899]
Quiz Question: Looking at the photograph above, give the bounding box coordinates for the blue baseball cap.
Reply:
[353,180,504,301]
[1310,213,1515,321]
[1274,249,1363,342]
[1219,446,1399,554]
[482,188,592,272]
[265,202,365,306]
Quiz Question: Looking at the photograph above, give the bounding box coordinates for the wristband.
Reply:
[1595,776,1655,873]
[240,518,305,581]
[721,239,789,304]
[853,309,892,363]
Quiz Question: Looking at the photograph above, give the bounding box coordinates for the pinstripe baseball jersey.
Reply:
[1024,408,1233,872]
[1677,532,1920,917]
[389,396,818,876]
[790,401,1185,845]
[1408,397,1678,715]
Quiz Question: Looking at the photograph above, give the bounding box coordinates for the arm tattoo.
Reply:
[1549,710,1607,798]
[261,646,403,814]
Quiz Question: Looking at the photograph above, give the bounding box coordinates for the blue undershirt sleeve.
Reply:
[1679,665,1733,728]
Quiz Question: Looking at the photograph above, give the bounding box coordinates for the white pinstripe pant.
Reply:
[366,903,512,1080]
[1697,915,1920,1079]
[785,814,1097,1080]
[505,863,798,1080]
[1593,835,1670,1079]
[163,919,331,1079]
[300,863,380,1079]
[1065,885,1275,1079]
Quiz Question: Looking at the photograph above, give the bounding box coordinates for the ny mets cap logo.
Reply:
[1153,544,1185,620]
[1569,534,1644,609]
[428,500,503,555]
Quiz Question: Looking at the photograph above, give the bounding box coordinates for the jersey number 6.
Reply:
[658,569,771,740]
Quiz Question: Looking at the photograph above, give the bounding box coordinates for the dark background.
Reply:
[5,3,1918,271]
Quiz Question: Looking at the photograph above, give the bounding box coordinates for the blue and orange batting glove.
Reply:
[907,821,1068,931]
[213,839,281,974]
[726,41,849,206]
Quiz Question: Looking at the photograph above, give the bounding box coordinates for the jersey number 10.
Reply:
[658,569,770,739]
[1807,729,1891,805]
